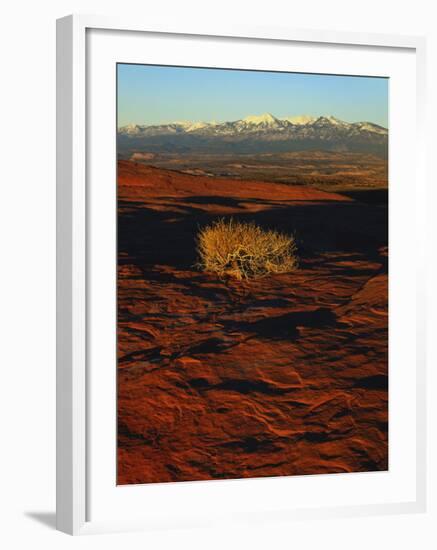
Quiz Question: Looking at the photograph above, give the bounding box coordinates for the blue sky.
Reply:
[117,64,388,128]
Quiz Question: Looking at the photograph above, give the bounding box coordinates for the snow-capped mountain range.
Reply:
[118,113,388,156]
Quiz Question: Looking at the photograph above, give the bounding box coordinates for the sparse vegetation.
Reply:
[125,151,388,193]
[197,218,298,280]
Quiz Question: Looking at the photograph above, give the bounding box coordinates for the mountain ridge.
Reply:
[118,114,388,157]
[119,113,388,135]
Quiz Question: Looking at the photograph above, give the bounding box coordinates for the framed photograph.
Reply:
[56,14,427,535]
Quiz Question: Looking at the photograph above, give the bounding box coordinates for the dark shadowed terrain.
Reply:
[117,158,388,484]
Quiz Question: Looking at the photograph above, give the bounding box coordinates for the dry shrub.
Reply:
[197,218,298,280]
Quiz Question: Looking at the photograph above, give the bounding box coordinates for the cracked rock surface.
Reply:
[117,160,388,484]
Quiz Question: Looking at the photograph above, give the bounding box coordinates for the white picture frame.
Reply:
[56,14,427,535]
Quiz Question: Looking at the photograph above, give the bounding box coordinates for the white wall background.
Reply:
[0,0,435,548]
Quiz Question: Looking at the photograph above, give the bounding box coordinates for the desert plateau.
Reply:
[117,155,388,484]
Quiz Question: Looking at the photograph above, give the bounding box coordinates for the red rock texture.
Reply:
[117,160,388,484]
